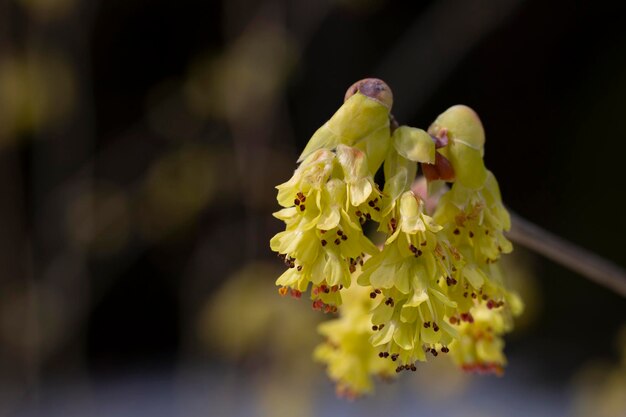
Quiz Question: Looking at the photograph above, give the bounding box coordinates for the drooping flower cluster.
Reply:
[270,79,523,397]
[314,270,397,399]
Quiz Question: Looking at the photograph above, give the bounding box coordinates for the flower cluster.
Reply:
[270,79,523,397]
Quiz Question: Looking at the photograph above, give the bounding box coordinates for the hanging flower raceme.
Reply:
[357,191,460,368]
[270,79,523,398]
[270,86,392,309]
[314,272,397,399]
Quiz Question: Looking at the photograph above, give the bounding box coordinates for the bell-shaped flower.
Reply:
[335,144,384,223]
[448,303,513,376]
[314,276,397,398]
[271,177,378,307]
[357,192,460,367]
[276,148,336,209]
[434,171,512,265]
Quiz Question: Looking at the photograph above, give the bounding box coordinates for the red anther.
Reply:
[449,316,458,324]
[291,289,302,299]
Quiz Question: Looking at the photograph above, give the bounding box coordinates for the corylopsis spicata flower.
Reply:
[271,79,523,397]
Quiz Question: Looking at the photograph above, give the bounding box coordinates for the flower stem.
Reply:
[507,210,626,297]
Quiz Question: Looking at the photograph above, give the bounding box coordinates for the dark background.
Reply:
[0,0,625,415]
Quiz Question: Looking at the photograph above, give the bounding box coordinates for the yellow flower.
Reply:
[270,80,524,395]
[448,303,511,376]
[314,274,397,398]
[447,262,523,375]
[357,192,460,367]
[271,150,379,308]
[434,172,512,265]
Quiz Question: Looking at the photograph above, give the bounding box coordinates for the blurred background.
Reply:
[1,0,625,416]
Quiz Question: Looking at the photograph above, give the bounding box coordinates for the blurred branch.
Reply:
[508,211,626,298]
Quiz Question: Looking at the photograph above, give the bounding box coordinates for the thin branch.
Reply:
[507,210,626,298]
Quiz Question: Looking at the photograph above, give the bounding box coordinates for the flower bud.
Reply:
[429,105,487,189]
[429,105,485,149]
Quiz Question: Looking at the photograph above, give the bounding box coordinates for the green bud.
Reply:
[429,105,485,150]
[429,105,487,189]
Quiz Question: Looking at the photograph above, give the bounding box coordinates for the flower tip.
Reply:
[344,78,393,111]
